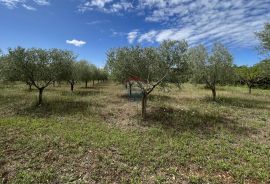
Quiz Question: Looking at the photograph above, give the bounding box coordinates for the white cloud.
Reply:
[90,0,112,8]
[0,0,50,9]
[33,0,49,6]
[135,0,270,48]
[0,0,24,8]
[22,3,36,10]
[79,0,133,13]
[86,20,110,25]
[127,30,139,44]
[66,39,87,47]
[138,30,157,43]
[78,0,270,47]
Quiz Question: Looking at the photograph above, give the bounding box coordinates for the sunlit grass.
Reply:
[0,82,269,183]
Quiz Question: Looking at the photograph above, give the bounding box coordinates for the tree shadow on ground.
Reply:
[203,96,270,110]
[148,94,174,102]
[61,90,104,97]
[16,99,105,118]
[143,106,257,137]
[79,82,110,89]
[119,93,142,102]
[0,93,27,105]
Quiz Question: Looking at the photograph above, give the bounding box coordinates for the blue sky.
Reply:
[0,0,269,67]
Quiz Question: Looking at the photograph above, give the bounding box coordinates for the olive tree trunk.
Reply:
[28,84,32,91]
[128,82,133,96]
[248,85,252,94]
[211,86,216,101]
[141,92,148,120]
[85,81,88,88]
[71,83,74,91]
[38,88,44,105]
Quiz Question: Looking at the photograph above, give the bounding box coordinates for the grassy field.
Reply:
[0,82,270,183]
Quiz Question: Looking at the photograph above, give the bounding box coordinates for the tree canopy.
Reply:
[256,23,270,56]
[189,43,233,100]
[6,47,76,104]
[106,40,190,119]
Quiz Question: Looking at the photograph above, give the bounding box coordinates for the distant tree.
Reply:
[67,61,81,91]
[236,60,270,91]
[95,68,108,83]
[106,48,135,95]
[99,69,109,82]
[7,47,69,105]
[0,52,33,89]
[91,65,98,85]
[50,50,81,91]
[107,40,189,119]
[235,65,265,94]
[51,49,76,88]
[256,59,270,78]
[0,50,4,81]
[256,23,270,56]
[77,60,93,88]
[190,43,233,100]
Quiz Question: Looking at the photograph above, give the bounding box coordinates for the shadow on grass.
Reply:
[144,106,257,136]
[61,90,104,97]
[148,94,173,102]
[79,82,110,89]
[0,93,28,105]
[203,96,270,110]
[119,93,143,102]
[16,99,105,118]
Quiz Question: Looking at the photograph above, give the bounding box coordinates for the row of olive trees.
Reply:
[106,41,270,119]
[0,47,108,105]
[232,23,270,93]
[233,60,270,93]
[106,23,270,119]
[106,40,233,119]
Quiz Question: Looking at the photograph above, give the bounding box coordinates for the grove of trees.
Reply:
[106,22,270,118]
[0,47,108,105]
[107,40,190,119]
[0,22,269,119]
[189,43,233,100]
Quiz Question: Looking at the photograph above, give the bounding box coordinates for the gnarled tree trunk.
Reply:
[71,83,74,91]
[38,88,44,105]
[211,86,216,101]
[128,82,133,96]
[142,92,148,120]
[247,83,252,94]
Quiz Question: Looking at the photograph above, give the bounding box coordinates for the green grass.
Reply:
[0,82,270,183]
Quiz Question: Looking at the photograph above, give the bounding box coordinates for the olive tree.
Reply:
[98,69,109,82]
[256,23,270,56]
[256,59,270,78]
[7,47,69,105]
[0,51,4,81]
[107,40,189,119]
[190,43,233,100]
[92,65,99,85]
[77,60,93,88]
[95,68,108,83]
[67,61,81,91]
[235,65,264,94]
[235,59,270,93]
[51,50,79,91]
[106,47,136,95]
[0,52,34,89]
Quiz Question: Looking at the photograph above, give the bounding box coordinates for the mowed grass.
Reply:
[0,82,270,183]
